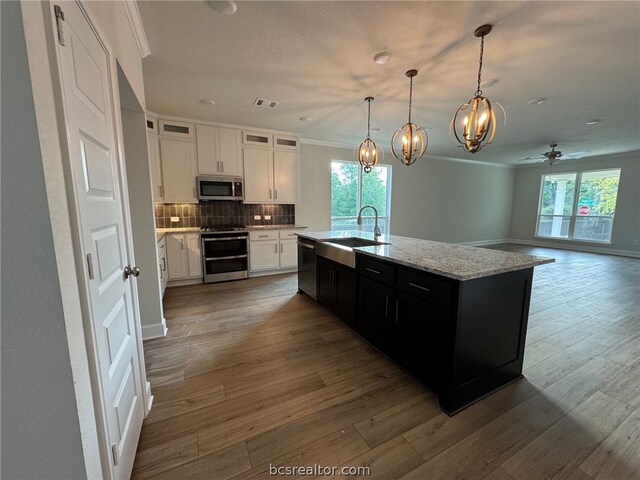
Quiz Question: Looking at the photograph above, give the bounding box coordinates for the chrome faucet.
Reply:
[357,205,381,237]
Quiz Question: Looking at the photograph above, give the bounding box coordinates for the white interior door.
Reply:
[56,2,144,478]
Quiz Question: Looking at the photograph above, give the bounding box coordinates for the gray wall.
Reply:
[298,143,516,243]
[0,2,87,478]
[510,152,640,255]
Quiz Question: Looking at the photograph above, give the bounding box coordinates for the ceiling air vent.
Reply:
[254,98,278,108]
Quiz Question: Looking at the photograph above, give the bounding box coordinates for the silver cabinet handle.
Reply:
[297,242,314,249]
[258,235,269,238]
[408,282,431,293]
[159,185,162,196]
[366,267,381,274]
[395,300,399,323]
[161,257,166,271]
[124,265,141,279]
[275,189,278,200]
[159,263,163,279]
[275,244,278,254]
[269,189,272,199]
[221,161,224,172]
[181,238,184,250]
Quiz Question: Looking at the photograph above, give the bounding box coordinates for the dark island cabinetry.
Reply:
[316,257,357,328]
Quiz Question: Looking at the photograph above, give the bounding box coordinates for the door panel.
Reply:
[186,234,202,277]
[273,150,297,203]
[359,276,394,350]
[249,241,279,271]
[166,234,188,279]
[218,128,242,176]
[56,3,144,477]
[279,240,298,268]
[243,148,272,202]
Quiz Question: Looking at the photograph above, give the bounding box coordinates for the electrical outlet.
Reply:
[170,216,179,223]
[254,215,261,220]
[264,215,271,220]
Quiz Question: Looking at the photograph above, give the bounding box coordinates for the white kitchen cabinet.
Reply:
[243,147,273,203]
[273,150,298,203]
[160,138,198,203]
[196,125,243,177]
[157,236,168,296]
[243,130,272,147]
[166,233,202,280]
[249,240,279,271]
[279,239,298,268]
[159,119,194,138]
[243,148,298,204]
[148,133,163,202]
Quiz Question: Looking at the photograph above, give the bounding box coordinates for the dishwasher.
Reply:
[297,237,317,300]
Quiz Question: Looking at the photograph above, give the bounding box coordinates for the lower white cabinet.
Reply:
[166,232,202,280]
[249,229,301,273]
[158,236,168,296]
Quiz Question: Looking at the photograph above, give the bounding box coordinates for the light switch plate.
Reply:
[170,216,180,222]
[254,215,261,220]
[264,215,271,220]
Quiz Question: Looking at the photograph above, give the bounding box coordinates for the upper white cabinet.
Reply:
[196,125,242,176]
[243,130,272,148]
[160,138,198,203]
[243,147,274,203]
[159,120,194,138]
[147,114,163,202]
[274,135,299,151]
[273,150,298,203]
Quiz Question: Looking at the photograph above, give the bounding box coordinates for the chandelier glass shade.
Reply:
[391,69,428,166]
[356,97,383,173]
[450,24,504,154]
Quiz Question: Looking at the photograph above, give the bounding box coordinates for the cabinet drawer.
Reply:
[398,269,452,308]
[279,229,300,240]
[359,256,395,286]
[249,230,278,241]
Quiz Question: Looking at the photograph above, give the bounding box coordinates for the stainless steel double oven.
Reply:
[201,226,249,283]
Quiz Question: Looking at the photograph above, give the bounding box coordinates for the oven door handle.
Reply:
[205,254,248,261]
[297,241,315,249]
[203,236,248,241]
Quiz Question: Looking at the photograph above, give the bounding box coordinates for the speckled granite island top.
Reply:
[297,230,554,281]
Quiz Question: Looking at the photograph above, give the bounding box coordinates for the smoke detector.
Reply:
[254,98,278,108]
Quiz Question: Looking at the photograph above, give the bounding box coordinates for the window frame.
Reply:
[330,160,393,234]
[535,167,621,244]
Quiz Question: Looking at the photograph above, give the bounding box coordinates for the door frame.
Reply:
[20,1,151,478]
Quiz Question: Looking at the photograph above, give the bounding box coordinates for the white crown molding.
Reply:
[123,0,151,59]
[299,138,355,150]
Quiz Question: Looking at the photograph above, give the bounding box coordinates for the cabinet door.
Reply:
[273,150,298,203]
[243,147,273,203]
[279,239,298,268]
[160,138,198,203]
[316,258,335,311]
[396,292,448,392]
[334,264,358,328]
[166,234,188,280]
[218,128,242,176]
[186,234,202,278]
[359,276,395,352]
[196,124,219,175]
[148,133,163,202]
[249,241,279,271]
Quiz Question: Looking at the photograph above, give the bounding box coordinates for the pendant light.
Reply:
[355,97,383,173]
[391,69,428,166]
[450,24,505,154]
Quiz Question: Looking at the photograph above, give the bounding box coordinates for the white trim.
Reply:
[507,238,640,258]
[141,320,168,340]
[154,112,299,137]
[122,0,151,58]
[167,277,204,287]
[457,238,511,246]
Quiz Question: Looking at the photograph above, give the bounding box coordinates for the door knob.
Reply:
[124,265,141,279]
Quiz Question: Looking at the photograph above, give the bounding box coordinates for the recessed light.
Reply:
[480,78,499,88]
[199,99,216,106]
[299,116,311,122]
[370,127,381,133]
[373,52,393,65]
[208,1,237,15]
[528,97,546,105]
[585,119,600,125]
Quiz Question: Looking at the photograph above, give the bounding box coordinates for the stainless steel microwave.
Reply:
[197,176,243,201]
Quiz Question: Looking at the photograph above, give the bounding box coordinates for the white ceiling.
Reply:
[138,1,640,165]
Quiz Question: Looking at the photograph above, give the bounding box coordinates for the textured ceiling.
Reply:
[138,1,640,165]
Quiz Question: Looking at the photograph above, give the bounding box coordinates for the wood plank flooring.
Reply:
[133,245,640,480]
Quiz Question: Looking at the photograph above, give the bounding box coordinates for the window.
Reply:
[331,161,392,234]
[536,168,621,242]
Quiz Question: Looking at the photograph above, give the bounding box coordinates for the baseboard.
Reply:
[458,238,511,246]
[507,238,640,258]
[142,318,168,340]
[167,278,203,287]
[249,267,297,277]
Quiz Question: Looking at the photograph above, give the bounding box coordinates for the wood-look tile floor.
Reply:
[133,245,640,480]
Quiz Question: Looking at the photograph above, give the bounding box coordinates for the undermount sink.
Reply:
[316,237,388,268]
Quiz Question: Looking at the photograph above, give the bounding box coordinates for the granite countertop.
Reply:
[156,225,307,242]
[246,225,307,231]
[297,230,554,281]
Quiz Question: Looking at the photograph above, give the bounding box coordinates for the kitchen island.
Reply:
[296,230,554,415]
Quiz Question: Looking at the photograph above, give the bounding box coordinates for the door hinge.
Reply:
[111,442,119,466]
[86,253,95,280]
[54,5,65,46]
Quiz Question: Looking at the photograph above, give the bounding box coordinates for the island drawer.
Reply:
[398,269,452,308]
[359,256,395,286]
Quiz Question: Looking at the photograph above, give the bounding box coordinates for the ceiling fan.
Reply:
[516,144,588,165]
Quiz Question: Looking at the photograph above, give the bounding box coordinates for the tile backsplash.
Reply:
[154,202,295,228]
